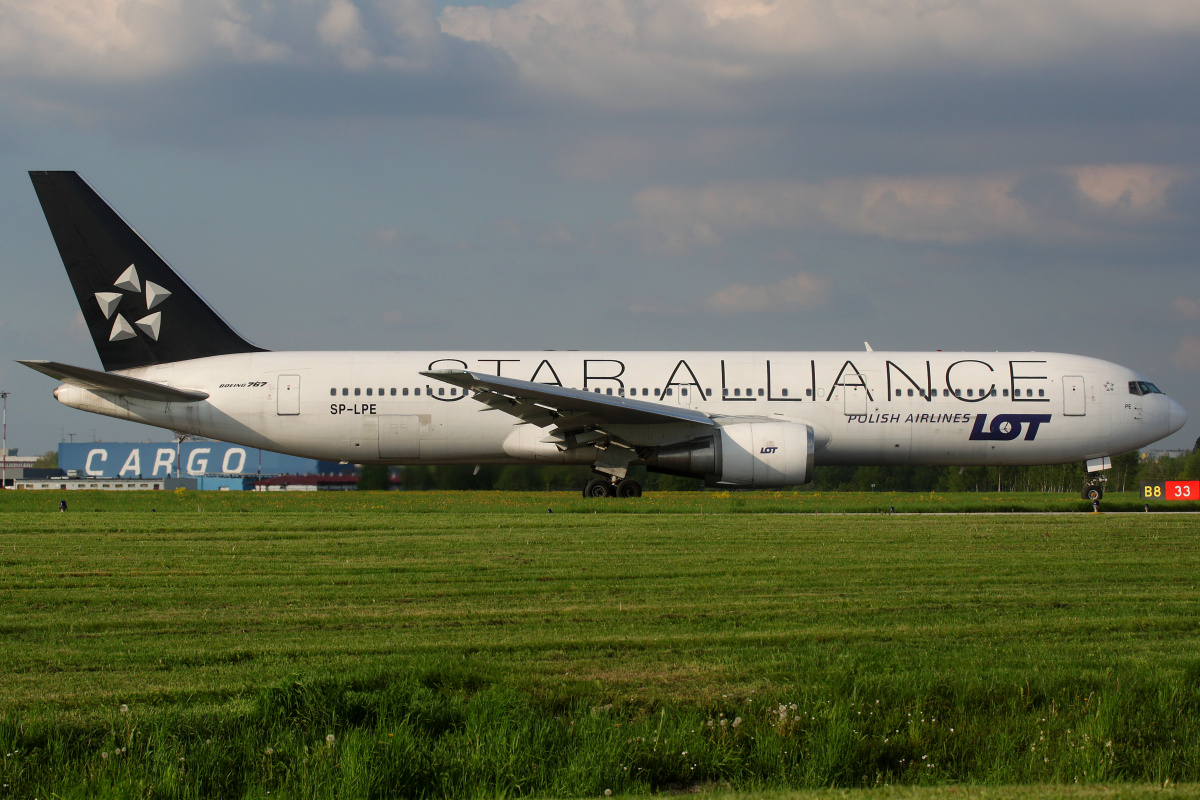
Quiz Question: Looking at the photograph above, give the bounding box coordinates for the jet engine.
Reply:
[645,421,814,487]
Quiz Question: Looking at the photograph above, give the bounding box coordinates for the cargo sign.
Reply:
[59,443,323,478]
[1141,481,1200,501]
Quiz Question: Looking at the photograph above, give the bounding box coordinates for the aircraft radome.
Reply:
[20,171,1187,499]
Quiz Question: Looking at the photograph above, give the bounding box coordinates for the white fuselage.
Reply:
[50,350,1184,469]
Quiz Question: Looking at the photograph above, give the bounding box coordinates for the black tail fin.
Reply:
[29,171,267,371]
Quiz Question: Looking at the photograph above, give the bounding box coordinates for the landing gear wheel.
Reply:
[615,479,642,498]
[1082,485,1103,501]
[583,478,614,498]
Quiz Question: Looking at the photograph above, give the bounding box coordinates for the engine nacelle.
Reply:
[646,421,814,488]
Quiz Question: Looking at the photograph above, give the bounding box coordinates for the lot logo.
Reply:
[969,413,1052,441]
[760,444,779,454]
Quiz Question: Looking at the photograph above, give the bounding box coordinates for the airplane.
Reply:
[19,171,1187,499]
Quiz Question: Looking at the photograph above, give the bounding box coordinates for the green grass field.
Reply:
[1,490,1198,798]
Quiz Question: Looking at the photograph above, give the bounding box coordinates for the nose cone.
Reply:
[1168,396,1187,436]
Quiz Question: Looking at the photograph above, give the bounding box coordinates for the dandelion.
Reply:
[732,717,742,728]
[101,752,108,760]
[119,704,129,715]
[326,734,336,746]
[605,791,612,797]
[265,748,274,756]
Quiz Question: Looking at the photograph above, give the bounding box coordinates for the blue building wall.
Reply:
[59,442,349,480]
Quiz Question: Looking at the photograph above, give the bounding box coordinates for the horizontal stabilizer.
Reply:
[18,360,209,403]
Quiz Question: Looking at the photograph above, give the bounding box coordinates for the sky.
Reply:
[1,0,1199,455]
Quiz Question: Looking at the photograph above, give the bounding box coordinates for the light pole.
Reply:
[1,391,9,490]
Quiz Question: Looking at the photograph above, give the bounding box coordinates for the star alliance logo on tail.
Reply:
[93,264,171,342]
[969,413,1053,441]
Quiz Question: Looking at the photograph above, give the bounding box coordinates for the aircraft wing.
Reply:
[421,369,715,430]
[19,360,210,403]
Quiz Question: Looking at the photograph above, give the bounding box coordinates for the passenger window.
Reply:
[896,389,902,397]
[390,388,396,396]
[967,389,973,397]
[907,389,914,397]
[342,388,349,396]
[606,388,612,395]
[781,388,788,397]
[438,388,445,396]
[451,388,457,396]
[403,388,409,396]
[955,389,962,397]
[1038,389,1045,397]
[806,389,813,396]
[682,388,688,396]
[723,388,729,396]
[414,388,421,396]
[354,388,361,396]
[1003,389,1009,397]
[666,388,673,396]
[734,388,741,396]
[644,388,650,396]
[990,388,997,397]
[330,388,336,396]
[366,388,373,396]
[706,388,713,396]
[655,388,661,396]
[757,389,764,396]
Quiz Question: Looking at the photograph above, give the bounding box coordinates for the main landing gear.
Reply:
[583,477,643,498]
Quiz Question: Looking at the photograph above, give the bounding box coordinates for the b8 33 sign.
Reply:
[1141,481,1200,500]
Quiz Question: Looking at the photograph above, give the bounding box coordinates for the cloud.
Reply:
[1170,336,1200,371]
[438,0,1200,107]
[371,227,402,249]
[703,271,832,314]
[1173,297,1200,320]
[0,0,451,81]
[631,165,1185,251]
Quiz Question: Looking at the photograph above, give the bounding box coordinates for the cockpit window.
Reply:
[1129,381,1163,396]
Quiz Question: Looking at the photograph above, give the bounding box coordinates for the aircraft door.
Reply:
[379,415,420,459]
[277,375,300,415]
[843,382,868,416]
[671,385,698,408]
[1063,375,1086,416]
